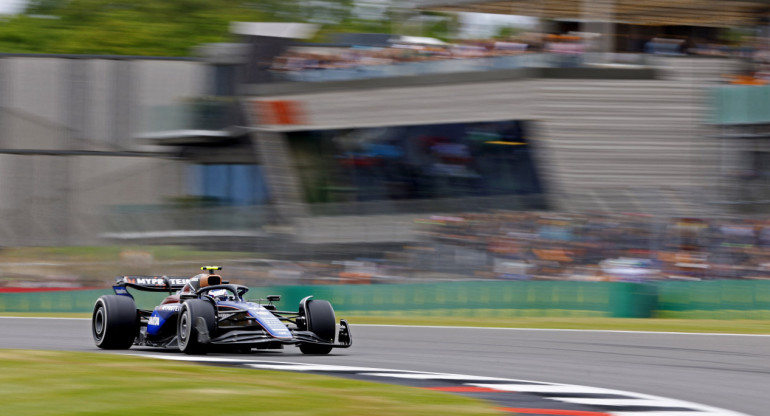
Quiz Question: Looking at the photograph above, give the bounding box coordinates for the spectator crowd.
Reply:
[410,212,770,281]
[269,31,761,81]
[270,37,533,76]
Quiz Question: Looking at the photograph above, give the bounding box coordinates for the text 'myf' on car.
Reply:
[91,266,351,355]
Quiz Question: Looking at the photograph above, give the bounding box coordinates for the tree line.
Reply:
[0,0,457,56]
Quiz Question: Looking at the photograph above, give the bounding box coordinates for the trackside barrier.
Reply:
[1,281,769,319]
[260,282,659,318]
[655,280,770,319]
[0,289,166,313]
[0,289,111,313]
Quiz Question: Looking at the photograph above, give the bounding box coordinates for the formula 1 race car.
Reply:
[91,266,351,355]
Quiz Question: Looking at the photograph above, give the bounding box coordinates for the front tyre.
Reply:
[178,299,216,354]
[92,295,139,349]
[299,299,336,355]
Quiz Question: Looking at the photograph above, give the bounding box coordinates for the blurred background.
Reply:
[0,0,769,295]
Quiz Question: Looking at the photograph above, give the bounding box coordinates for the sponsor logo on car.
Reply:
[123,277,190,286]
[248,305,292,338]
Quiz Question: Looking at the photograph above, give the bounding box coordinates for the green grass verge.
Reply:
[0,312,92,318]
[345,315,770,334]
[0,350,501,416]
[2,312,770,334]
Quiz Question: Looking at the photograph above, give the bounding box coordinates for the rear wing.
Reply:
[114,276,191,294]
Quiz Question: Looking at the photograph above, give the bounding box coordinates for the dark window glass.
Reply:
[213,65,237,96]
[187,164,269,206]
[286,120,544,205]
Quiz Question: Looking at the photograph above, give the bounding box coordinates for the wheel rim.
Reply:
[93,305,105,342]
[179,309,190,347]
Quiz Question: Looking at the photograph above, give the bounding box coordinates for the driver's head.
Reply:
[208,288,229,301]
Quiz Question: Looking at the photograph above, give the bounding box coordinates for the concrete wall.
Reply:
[0,55,206,245]
[0,56,207,146]
[532,78,719,214]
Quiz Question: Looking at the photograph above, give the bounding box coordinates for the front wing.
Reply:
[198,319,352,349]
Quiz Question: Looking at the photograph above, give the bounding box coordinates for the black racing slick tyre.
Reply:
[92,295,139,349]
[299,299,336,355]
[178,299,216,355]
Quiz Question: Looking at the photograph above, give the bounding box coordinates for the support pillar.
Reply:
[581,0,615,62]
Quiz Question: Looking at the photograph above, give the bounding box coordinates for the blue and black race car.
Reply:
[92,266,351,355]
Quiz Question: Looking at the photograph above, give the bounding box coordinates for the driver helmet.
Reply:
[208,288,230,301]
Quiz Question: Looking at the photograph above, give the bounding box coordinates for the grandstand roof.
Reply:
[416,0,769,27]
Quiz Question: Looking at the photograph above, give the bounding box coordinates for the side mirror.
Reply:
[266,295,281,302]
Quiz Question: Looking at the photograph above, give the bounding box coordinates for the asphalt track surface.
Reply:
[1,317,768,415]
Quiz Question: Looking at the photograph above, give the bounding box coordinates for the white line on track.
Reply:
[358,373,516,381]
[134,353,753,416]
[130,353,510,376]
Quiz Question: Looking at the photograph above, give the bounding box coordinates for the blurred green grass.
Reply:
[346,316,770,334]
[0,350,501,416]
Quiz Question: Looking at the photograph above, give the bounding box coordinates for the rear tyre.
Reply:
[299,299,336,355]
[178,299,216,354]
[92,295,139,349]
